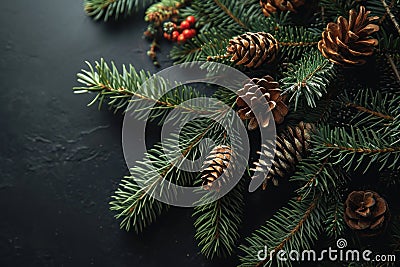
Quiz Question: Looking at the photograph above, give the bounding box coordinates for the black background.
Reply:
[0,1,295,266]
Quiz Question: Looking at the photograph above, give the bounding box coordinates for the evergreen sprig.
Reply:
[110,118,228,232]
[338,88,399,130]
[239,194,325,267]
[313,125,400,172]
[84,0,156,21]
[74,59,221,124]
[193,179,245,259]
[239,154,347,267]
[280,51,336,109]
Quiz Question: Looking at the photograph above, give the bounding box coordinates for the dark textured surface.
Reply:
[0,1,293,266]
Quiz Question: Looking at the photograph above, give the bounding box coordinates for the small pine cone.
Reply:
[227,32,279,68]
[252,122,315,188]
[318,6,379,66]
[260,0,305,17]
[344,190,390,237]
[201,145,232,191]
[236,75,288,130]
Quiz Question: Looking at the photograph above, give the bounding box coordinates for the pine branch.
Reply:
[240,154,346,267]
[170,29,233,64]
[212,0,248,29]
[324,196,345,239]
[239,194,324,267]
[110,118,227,232]
[193,179,245,259]
[180,0,266,34]
[84,0,156,21]
[313,125,400,173]
[276,26,321,59]
[337,89,400,130]
[281,51,336,109]
[74,59,222,123]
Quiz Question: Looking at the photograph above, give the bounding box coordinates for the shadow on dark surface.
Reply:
[0,1,336,267]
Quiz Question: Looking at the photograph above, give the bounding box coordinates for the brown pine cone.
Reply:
[252,122,315,188]
[236,75,288,131]
[318,6,380,66]
[260,0,305,17]
[227,32,279,68]
[344,190,390,237]
[201,145,232,191]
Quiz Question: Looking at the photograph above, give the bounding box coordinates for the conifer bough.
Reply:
[76,0,400,264]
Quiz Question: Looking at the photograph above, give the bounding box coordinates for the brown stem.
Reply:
[97,82,214,115]
[279,41,319,47]
[385,53,400,83]
[324,143,400,153]
[378,0,395,24]
[213,0,248,29]
[345,102,394,120]
[299,158,329,192]
[380,0,400,36]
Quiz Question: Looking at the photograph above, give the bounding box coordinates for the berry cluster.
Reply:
[162,16,196,43]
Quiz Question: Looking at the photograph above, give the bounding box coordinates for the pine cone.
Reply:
[252,122,315,188]
[260,0,305,17]
[318,6,380,66]
[236,75,288,130]
[227,32,279,68]
[344,190,390,237]
[201,145,232,191]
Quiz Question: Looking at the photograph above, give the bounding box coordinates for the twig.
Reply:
[345,102,395,120]
[385,53,400,83]
[324,143,400,153]
[380,0,400,36]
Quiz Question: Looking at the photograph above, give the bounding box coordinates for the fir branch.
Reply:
[84,0,156,21]
[110,119,227,232]
[74,59,220,121]
[212,0,248,29]
[338,89,400,130]
[240,155,346,267]
[180,0,260,34]
[275,26,321,59]
[193,179,245,259]
[170,30,232,64]
[313,126,400,172]
[324,196,345,239]
[239,194,324,267]
[345,102,394,120]
[281,51,336,109]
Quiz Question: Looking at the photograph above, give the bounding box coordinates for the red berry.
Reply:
[180,20,190,30]
[189,28,197,38]
[171,30,180,41]
[177,34,186,43]
[182,29,192,39]
[163,32,171,40]
[186,15,196,25]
